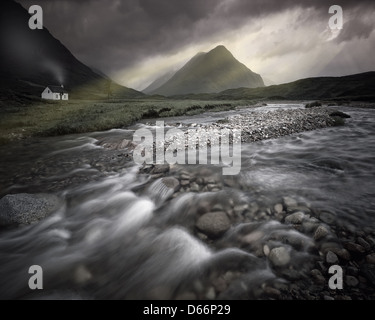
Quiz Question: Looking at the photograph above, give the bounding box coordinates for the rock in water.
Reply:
[269,247,291,267]
[0,193,61,227]
[329,111,351,119]
[314,225,329,240]
[326,251,339,264]
[285,212,306,224]
[196,212,231,239]
[147,177,179,206]
[161,177,180,192]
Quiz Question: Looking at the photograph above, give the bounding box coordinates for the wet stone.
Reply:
[326,251,339,264]
[345,276,359,287]
[283,196,298,208]
[357,237,371,251]
[345,242,366,254]
[269,247,291,267]
[366,253,375,264]
[152,164,170,174]
[285,212,306,224]
[314,225,330,240]
[319,211,336,224]
[360,264,375,287]
[180,180,190,187]
[196,212,231,239]
[274,203,283,214]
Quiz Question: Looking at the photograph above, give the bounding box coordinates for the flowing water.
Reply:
[0,104,374,299]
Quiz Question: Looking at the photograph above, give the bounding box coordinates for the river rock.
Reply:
[319,211,336,224]
[283,197,297,208]
[268,247,291,267]
[196,212,231,238]
[96,138,137,151]
[285,212,306,224]
[274,203,283,214]
[329,111,351,118]
[152,164,170,174]
[357,237,371,251]
[345,275,359,287]
[326,247,351,261]
[326,251,339,264]
[311,269,325,284]
[366,253,375,264]
[161,177,180,192]
[360,264,375,287]
[344,242,366,254]
[0,193,61,227]
[314,225,330,240]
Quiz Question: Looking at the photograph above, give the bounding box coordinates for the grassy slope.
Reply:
[0,99,253,145]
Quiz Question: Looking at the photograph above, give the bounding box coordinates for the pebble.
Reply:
[357,237,371,251]
[274,203,283,214]
[152,164,170,174]
[311,269,325,284]
[360,264,375,286]
[326,251,339,264]
[319,211,336,224]
[205,287,216,300]
[161,177,180,192]
[263,287,281,298]
[366,253,375,264]
[269,247,291,267]
[196,212,231,239]
[190,183,200,192]
[314,225,330,240]
[285,212,306,224]
[283,196,298,208]
[345,276,359,287]
[345,242,366,254]
[263,245,270,256]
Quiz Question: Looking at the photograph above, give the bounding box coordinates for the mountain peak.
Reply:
[149,46,264,96]
[211,45,229,52]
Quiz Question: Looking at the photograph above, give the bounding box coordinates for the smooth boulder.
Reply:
[0,193,61,227]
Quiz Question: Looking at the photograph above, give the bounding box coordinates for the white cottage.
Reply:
[41,85,69,100]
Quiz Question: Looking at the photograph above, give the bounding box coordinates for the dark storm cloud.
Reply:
[17,0,375,78]
[338,19,374,42]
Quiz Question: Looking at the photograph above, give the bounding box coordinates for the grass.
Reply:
[0,98,254,145]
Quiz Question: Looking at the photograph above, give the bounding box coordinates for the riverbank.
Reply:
[0,99,252,146]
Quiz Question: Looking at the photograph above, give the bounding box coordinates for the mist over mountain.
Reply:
[149,45,264,96]
[0,0,143,101]
[142,71,175,94]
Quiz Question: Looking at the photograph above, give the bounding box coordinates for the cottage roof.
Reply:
[47,86,68,94]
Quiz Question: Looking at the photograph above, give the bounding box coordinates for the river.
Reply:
[0,103,374,299]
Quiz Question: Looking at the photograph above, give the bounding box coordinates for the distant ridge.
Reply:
[214,72,375,101]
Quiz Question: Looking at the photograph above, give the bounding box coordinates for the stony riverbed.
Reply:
[1,104,374,300]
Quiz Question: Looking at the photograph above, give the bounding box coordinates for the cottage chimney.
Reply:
[61,84,64,89]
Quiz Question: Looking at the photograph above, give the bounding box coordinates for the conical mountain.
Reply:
[150,45,264,96]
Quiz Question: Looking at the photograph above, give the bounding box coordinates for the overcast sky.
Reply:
[19,0,375,90]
